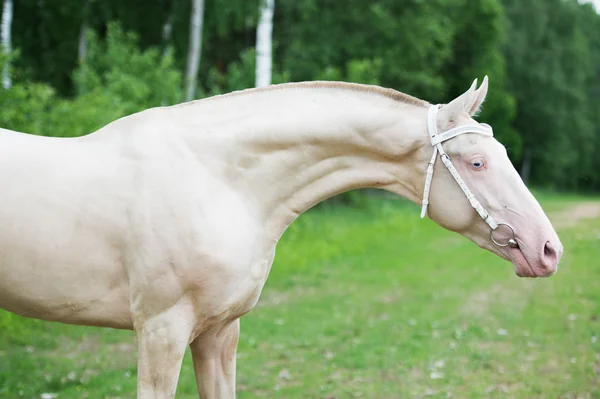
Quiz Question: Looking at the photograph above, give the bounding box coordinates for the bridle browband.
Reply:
[421,104,518,249]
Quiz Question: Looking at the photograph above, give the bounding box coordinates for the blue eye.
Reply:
[471,159,485,169]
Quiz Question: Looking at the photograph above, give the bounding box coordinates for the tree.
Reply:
[440,0,518,161]
[0,0,598,192]
[1,0,12,89]
[78,0,91,64]
[273,0,459,99]
[255,0,274,87]
[576,2,600,190]
[502,0,596,189]
[161,0,177,58]
[184,0,204,101]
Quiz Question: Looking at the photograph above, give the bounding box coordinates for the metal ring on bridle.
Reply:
[490,223,519,248]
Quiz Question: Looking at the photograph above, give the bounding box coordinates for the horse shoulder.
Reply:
[126,173,273,324]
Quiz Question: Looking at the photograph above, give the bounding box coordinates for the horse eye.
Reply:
[470,159,485,169]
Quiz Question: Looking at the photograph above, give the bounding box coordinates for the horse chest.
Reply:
[129,209,276,318]
[230,251,276,314]
[125,165,279,323]
[192,242,275,318]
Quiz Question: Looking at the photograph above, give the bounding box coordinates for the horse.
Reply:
[0,77,562,398]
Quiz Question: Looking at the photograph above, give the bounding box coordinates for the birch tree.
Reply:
[162,14,173,56]
[1,0,13,89]
[78,0,91,65]
[255,0,274,87]
[184,0,204,101]
[161,0,176,58]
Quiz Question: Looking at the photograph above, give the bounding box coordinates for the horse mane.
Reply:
[181,81,429,108]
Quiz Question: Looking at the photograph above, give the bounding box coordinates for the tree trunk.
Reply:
[184,0,204,101]
[162,15,173,57]
[78,0,91,65]
[255,0,275,88]
[162,13,173,51]
[1,0,13,89]
[78,20,87,64]
[520,146,532,185]
[160,0,175,106]
[161,0,176,57]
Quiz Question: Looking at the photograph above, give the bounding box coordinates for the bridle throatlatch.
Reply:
[420,105,518,249]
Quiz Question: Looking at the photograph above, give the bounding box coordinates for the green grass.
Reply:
[1,194,599,398]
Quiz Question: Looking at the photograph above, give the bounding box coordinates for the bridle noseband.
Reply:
[420,104,518,249]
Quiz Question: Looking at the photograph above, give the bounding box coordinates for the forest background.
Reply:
[1,0,599,194]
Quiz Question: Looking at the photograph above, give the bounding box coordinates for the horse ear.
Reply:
[469,75,489,117]
[437,78,479,126]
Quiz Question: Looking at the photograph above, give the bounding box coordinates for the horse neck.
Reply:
[177,84,431,241]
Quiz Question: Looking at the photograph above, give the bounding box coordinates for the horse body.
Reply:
[0,80,562,398]
[0,107,272,329]
[0,129,132,327]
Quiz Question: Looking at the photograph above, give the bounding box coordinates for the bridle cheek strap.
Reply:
[437,146,498,230]
[420,104,497,230]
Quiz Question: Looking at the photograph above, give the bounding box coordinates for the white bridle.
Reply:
[420,104,518,248]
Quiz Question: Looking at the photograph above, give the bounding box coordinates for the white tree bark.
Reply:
[161,4,174,106]
[78,0,90,65]
[255,0,274,88]
[1,0,13,89]
[163,14,173,47]
[78,20,87,63]
[184,0,204,101]
[161,12,173,63]
[161,0,176,58]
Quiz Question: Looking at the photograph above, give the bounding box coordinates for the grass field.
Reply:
[1,192,599,398]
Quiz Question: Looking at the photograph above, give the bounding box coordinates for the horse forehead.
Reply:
[464,132,503,151]
[443,134,487,154]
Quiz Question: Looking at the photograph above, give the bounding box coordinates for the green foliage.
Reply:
[1,22,183,137]
[44,90,128,137]
[0,82,55,135]
[577,3,600,190]
[274,0,458,99]
[50,21,184,136]
[502,0,599,190]
[75,22,183,114]
[201,48,290,97]
[0,50,56,135]
[315,58,383,85]
[1,0,600,191]
[440,0,520,160]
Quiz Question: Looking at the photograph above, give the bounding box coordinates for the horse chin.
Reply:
[463,232,545,278]
[508,245,558,278]
[509,248,539,278]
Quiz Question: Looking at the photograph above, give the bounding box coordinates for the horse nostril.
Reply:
[542,240,560,271]
[544,242,554,257]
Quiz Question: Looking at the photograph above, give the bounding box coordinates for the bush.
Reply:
[200,47,290,97]
[76,22,183,107]
[1,22,185,138]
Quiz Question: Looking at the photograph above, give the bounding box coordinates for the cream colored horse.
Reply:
[0,78,561,398]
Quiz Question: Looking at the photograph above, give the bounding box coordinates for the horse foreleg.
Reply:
[190,318,240,399]
[135,305,195,399]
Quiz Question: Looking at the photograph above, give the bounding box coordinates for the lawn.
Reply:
[1,192,599,398]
